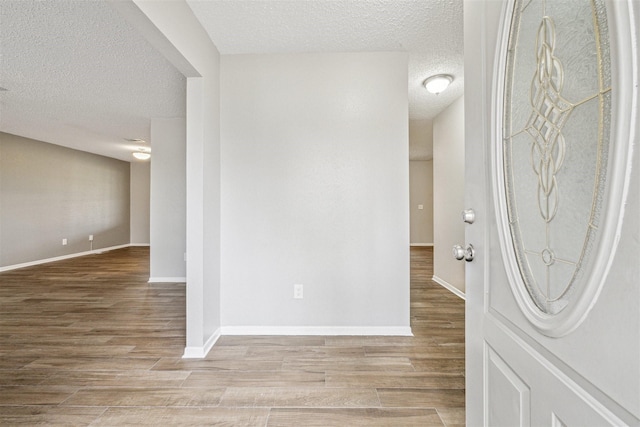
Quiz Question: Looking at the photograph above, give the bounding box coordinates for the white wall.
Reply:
[409,160,434,244]
[118,0,223,357]
[433,96,465,293]
[149,118,186,282]
[200,73,222,349]
[219,52,411,333]
[130,161,150,245]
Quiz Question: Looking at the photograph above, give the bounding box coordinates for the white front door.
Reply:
[464,0,639,425]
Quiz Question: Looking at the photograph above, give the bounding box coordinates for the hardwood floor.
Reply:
[0,246,465,426]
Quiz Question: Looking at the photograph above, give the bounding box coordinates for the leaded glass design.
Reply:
[503,0,611,315]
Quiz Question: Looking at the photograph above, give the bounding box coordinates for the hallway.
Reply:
[0,246,464,426]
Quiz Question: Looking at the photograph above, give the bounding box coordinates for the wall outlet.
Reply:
[294,284,304,299]
[89,234,94,241]
[418,204,424,210]
[62,238,67,245]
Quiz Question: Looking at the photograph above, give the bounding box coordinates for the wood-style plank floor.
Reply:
[0,246,464,426]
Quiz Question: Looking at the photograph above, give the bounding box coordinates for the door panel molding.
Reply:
[486,310,636,425]
[485,343,531,427]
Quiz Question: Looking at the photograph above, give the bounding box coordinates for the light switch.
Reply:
[418,204,424,210]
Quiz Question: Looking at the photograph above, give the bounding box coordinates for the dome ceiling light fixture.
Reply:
[132,152,151,160]
[132,146,151,160]
[423,74,453,95]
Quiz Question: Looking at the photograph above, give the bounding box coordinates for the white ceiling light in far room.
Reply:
[132,146,150,160]
[132,151,151,160]
[132,145,151,160]
[423,74,453,94]
[126,139,151,160]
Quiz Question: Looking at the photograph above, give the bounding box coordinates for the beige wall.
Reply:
[433,96,465,294]
[409,160,434,244]
[0,132,130,268]
[409,119,433,160]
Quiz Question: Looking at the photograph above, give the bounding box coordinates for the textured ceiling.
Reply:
[187,0,464,120]
[188,0,463,160]
[0,0,462,162]
[0,0,186,161]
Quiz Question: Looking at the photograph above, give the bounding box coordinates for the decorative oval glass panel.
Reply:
[499,0,614,333]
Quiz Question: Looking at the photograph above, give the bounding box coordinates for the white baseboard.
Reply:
[129,243,150,247]
[182,328,221,359]
[148,277,186,283]
[182,326,413,358]
[219,326,413,337]
[0,244,132,272]
[410,243,434,247]
[432,275,466,300]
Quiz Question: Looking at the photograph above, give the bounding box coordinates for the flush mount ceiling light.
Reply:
[132,145,151,160]
[423,74,453,94]
[132,152,151,160]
